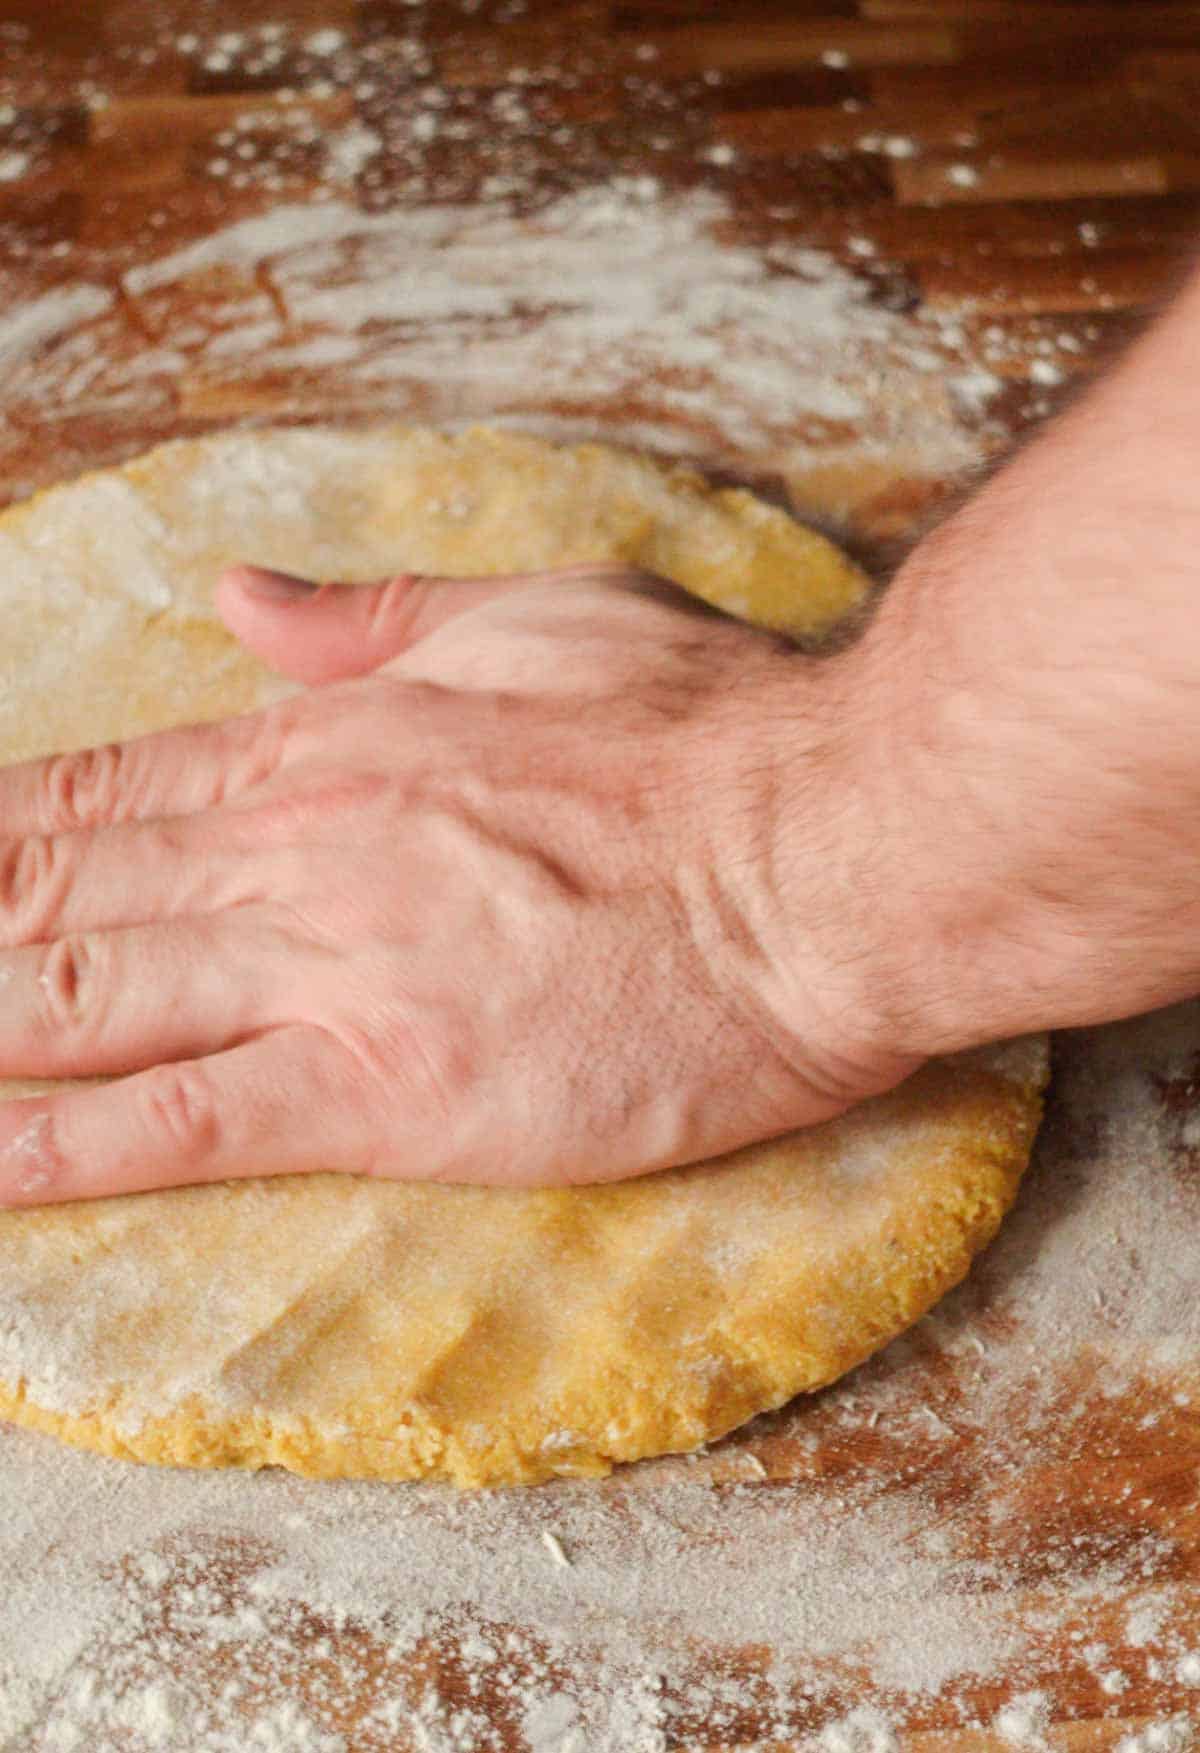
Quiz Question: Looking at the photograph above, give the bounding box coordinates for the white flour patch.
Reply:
[1,1013,1197,1747]
[0,181,1011,508]
[0,285,113,372]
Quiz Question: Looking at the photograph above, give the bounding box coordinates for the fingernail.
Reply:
[241,567,322,603]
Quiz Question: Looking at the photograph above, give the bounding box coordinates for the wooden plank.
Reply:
[862,0,1200,21]
[893,153,1171,205]
[916,246,1173,312]
[613,0,858,23]
[640,20,962,78]
[713,68,870,110]
[718,99,977,156]
[0,188,82,254]
[729,191,1200,262]
[86,93,353,194]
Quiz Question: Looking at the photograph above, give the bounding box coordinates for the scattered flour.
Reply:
[0,285,113,372]
[304,28,346,58]
[324,122,383,185]
[0,5,1078,506]
[0,180,1014,511]
[1117,1720,1197,1753]
[3,1010,1200,1745]
[816,1706,900,1751]
[0,11,1177,1750]
[994,1690,1049,1747]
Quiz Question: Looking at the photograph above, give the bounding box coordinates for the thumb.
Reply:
[215,565,540,684]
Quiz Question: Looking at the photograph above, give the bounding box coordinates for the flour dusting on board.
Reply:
[0,214,1194,1753]
[0,12,1185,1749]
[4,1010,1200,1746]
[0,179,1020,513]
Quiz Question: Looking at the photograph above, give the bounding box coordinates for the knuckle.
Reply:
[41,743,126,828]
[0,835,64,941]
[137,1064,221,1160]
[244,769,391,846]
[212,710,294,806]
[36,935,103,1035]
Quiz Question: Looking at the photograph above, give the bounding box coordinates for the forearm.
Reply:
[844,264,1200,1053]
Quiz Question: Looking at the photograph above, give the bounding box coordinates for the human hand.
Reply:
[0,561,928,1205]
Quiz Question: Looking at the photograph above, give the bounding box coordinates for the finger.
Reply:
[0,813,288,947]
[0,708,292,839]
[0,1024,368,1205]
[217,564,577,684]
[0,912,288,1080]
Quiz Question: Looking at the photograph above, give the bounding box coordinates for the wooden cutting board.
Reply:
[3,4,1200,1748]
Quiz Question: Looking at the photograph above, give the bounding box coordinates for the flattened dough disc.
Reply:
[0,427,1047,1486]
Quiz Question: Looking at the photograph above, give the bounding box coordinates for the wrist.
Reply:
[847,456,1200,1052]
[834,539,1018,1059]
[741,642,944,1098]
[810,263,1200,1058]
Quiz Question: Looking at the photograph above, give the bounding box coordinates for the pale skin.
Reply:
[3,269,1200,1205]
